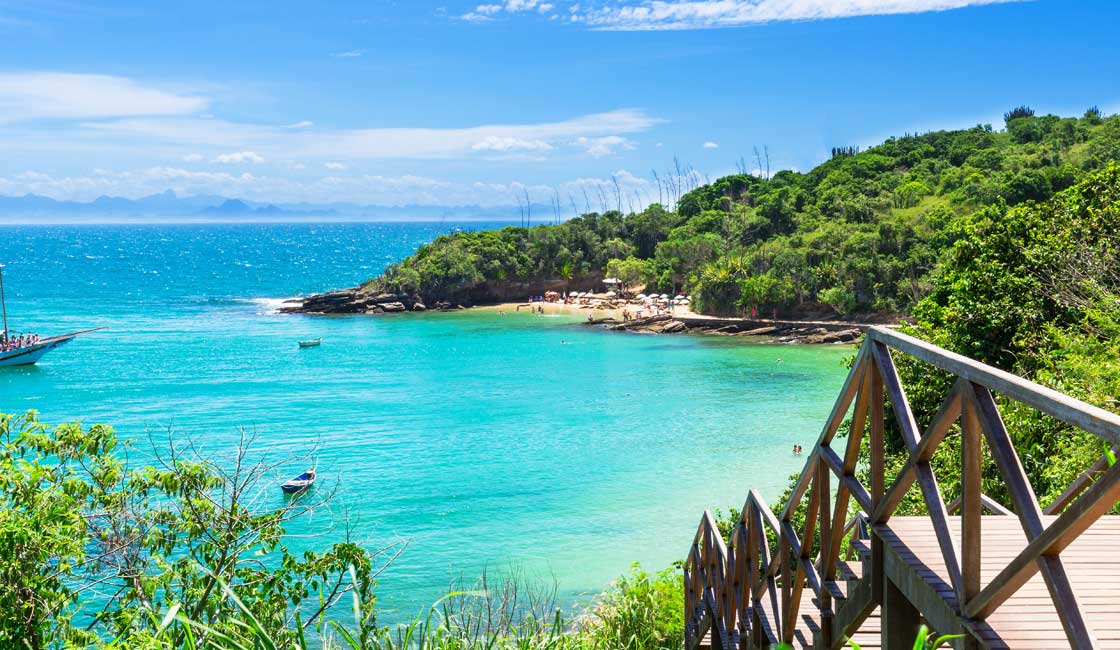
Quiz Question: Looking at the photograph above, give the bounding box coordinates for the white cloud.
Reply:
[702,141,719,148]
[575,135,635,157]
[324,161,348,170]
[213,151,264,164]
[181,153,204,162]
[472,136,554,152]
[286,120,314,129]
[73,108,659,161]
[331,49,364,57]
[564,0,1025,30]
[462,0,556,20]
[0,72,208,122]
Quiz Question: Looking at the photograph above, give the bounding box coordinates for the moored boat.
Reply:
[298,338,322,348]
[281,468,316,493]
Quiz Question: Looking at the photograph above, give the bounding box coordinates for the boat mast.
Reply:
[0,264,7,343]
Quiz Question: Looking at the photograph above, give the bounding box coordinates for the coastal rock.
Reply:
[378,301,407,313]
[740,326,779,336]
[661,320,687,333]
[412,302,427,311]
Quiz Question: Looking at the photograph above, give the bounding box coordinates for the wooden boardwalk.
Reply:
[685,327,1120,649]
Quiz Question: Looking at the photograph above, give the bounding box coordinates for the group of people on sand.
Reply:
[1,333,40,352]
[621,305,668,321]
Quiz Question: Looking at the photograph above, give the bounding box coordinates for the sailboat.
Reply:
[0,264,100,367]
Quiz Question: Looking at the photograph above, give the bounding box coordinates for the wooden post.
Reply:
[870,360,885,605]
[882,576,921,649]
[960,391,982,650]
[817,458,833,649]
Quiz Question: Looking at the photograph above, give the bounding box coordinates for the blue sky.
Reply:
[0,0,1116,209]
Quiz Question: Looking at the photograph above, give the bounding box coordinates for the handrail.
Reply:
[684,327,1120,650]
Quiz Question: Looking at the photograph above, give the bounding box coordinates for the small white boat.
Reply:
[281,468,316,493]
[298,338,322,348]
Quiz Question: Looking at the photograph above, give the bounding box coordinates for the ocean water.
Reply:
[0,222,851,621]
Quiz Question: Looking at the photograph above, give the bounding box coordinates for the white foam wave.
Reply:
[236,297,300,314]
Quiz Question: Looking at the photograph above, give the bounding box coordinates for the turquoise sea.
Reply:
[0,223,851,621]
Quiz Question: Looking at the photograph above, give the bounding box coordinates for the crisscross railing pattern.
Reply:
[684,327,1120,650]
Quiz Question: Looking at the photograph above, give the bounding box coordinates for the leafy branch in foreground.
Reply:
[0,410,399,649]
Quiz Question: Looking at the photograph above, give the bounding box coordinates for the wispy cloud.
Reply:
[702,141,719,148]
[286,120,314,129]
[576,135,635,157]
[557,0,1026,30]
[214,151,264,164]
[0,72,208,122]
[72,108,659,161]
[324,161,348,170]
[462,0,558,20]
[472,136,554,152]
[331,49,364,57]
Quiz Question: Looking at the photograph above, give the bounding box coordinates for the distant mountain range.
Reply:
[0,190,562,223]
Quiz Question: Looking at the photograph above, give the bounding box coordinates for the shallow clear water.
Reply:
[0,223,851,620]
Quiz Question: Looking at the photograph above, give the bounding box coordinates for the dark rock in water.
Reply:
[434,301,452,310]
[412,302,426,311]
[662,320,688,333]
[379,302,407,312]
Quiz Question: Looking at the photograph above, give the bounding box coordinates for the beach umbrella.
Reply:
[605,291,616,297]
[636,293,647,299]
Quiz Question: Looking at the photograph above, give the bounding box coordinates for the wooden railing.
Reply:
[684,326,1120,649]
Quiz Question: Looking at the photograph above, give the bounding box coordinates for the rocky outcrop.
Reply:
[592,316,869,344]
[280,288,439,315]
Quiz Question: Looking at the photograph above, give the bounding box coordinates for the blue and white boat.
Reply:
[281,468,316,494]
[0,264,99,367]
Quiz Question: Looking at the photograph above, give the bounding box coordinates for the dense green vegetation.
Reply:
[371,108,1120,319]
[887,161,1120,512]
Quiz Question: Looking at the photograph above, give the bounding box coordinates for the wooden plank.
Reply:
[867,327,1120,446]
[870,341,920,450]
[820,445,873,513]
[1044,452,1114,515]
[948,493,1014,516]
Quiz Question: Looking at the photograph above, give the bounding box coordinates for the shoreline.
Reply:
[281,292,880,344]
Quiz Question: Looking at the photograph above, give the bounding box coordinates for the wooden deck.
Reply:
[684,327,1120,650]
[881,516,1120,649]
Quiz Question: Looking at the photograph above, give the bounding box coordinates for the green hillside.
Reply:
[369,107,1120,318]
